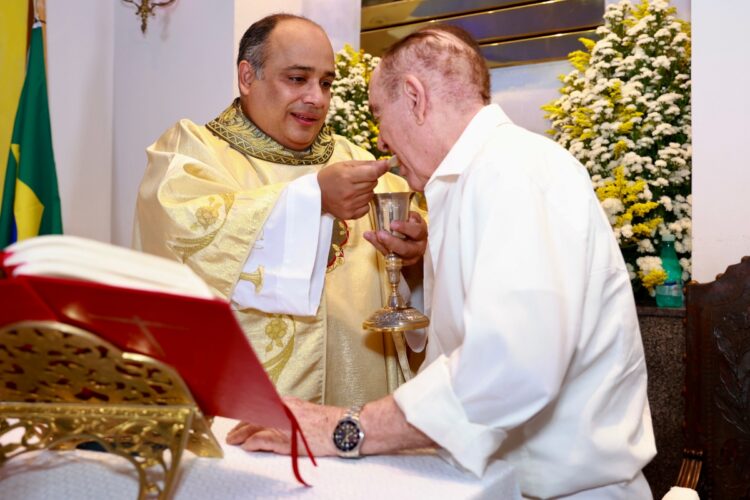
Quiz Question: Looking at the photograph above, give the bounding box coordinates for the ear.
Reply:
[237,60,256,96]
[402,75,427,125]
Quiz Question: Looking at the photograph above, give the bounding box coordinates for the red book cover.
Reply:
[0,254,315,484]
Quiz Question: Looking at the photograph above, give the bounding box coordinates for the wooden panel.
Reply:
[482,29,597,68]
[360,0,604,67]
[362,0,538,30]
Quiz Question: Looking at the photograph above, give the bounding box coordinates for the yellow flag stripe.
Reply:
[0,0,30,210]
[14,177,45,240]
[10,143,20,164]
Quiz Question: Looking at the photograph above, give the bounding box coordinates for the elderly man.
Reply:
[228,25,656,499]
[134,14,426,408]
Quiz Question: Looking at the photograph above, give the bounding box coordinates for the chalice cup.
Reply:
[363,192,430,333]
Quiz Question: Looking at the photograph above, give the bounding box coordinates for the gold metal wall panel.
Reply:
[362,0,538,30]
[360,0,604,67]
[482,29,597,68]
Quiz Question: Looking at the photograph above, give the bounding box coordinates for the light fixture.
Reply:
[122,0,177,34]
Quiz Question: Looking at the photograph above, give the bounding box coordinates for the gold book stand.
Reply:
[0,320,222,499]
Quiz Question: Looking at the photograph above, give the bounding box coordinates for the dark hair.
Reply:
[236,14,319,77]
[380,24,490,105]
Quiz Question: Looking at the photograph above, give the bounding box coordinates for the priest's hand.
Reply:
[364,211,428,266]
[226,396,341,456]
[318,160,389,220]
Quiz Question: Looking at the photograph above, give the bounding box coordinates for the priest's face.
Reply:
[238,20,335,151]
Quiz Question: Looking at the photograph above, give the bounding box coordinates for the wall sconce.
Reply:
[122,0,177,34]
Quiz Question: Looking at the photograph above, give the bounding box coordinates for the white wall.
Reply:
[303,0,361,52]
[46,0,114,243]
[112,0,235,246]
[691,0,750,281]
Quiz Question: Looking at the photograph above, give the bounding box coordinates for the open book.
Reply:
[1,235,314,483]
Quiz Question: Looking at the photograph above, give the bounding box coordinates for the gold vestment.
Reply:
[134,101,412,407]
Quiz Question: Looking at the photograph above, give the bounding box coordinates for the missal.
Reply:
[0,235,314,482]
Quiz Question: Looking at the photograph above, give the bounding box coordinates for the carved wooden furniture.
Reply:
[680,257,750,498]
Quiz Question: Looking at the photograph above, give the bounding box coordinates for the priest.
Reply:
[134,14,427,408]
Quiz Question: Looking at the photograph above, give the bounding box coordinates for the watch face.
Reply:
[333,418,361,452]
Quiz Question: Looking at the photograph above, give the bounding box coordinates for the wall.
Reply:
[691,0,750,281]
[303,0,361,52]
[46,0,114,243]
[112,0,235,246]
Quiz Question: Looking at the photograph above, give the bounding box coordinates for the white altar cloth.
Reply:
[0,417,521,499]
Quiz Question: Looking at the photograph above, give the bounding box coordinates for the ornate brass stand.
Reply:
[0,321,222,499]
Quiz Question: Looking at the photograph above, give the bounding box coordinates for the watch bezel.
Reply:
[332,408,365,458]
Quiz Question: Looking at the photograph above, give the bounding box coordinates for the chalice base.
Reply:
[363,306,430,333]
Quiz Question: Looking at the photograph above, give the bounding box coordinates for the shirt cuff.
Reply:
[393,354,507,477]
[231,174,332,316]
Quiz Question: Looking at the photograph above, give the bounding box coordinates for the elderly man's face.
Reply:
[369,68,432,191]
[239,20,335,151]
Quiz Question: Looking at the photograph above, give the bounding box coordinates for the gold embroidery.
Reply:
[206,99,334,166]
[260,315,296,383]
[265,317,288,352]
[327,218,349,272]
[170,193,234,261]
[192,196,222,230]
[239,265,264,293]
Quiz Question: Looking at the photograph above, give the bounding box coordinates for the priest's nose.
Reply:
[303,84,326,107]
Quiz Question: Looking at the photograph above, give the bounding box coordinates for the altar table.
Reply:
[0,417,521,499]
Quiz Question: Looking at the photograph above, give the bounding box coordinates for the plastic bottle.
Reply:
[655,234,684,308]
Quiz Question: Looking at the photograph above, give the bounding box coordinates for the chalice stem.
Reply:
[386,253,405,309]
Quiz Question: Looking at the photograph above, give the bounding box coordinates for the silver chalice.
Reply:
[363,192,430,333]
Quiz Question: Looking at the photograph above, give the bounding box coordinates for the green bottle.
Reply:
[655,234,684,308]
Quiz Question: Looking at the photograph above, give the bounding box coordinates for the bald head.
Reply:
[377,25,490,110]
[237,14,326,78]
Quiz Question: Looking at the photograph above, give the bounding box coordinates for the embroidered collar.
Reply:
[206,99,334,166]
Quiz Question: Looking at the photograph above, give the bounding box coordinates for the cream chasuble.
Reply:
[134,100,413,407]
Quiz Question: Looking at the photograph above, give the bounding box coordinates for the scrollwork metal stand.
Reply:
[0,321,222,499]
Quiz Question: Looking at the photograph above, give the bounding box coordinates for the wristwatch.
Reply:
[332,405,365,458]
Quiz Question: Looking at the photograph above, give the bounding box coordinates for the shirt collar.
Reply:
[425,104,512,187]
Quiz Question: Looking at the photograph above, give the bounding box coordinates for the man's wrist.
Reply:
[332,404,365,458]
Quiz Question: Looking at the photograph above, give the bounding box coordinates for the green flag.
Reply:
[0,24,62,248]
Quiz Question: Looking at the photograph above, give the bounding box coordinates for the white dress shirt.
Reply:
[393,105,656,499]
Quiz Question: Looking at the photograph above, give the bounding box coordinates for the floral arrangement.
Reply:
[326,44,386,158]
[542,0,691,298]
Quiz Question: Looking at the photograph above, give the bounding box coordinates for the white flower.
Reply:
[543,0,692,294]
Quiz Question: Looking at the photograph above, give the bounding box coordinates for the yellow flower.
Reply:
[597,167,661,245]
[640,268,667,292]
